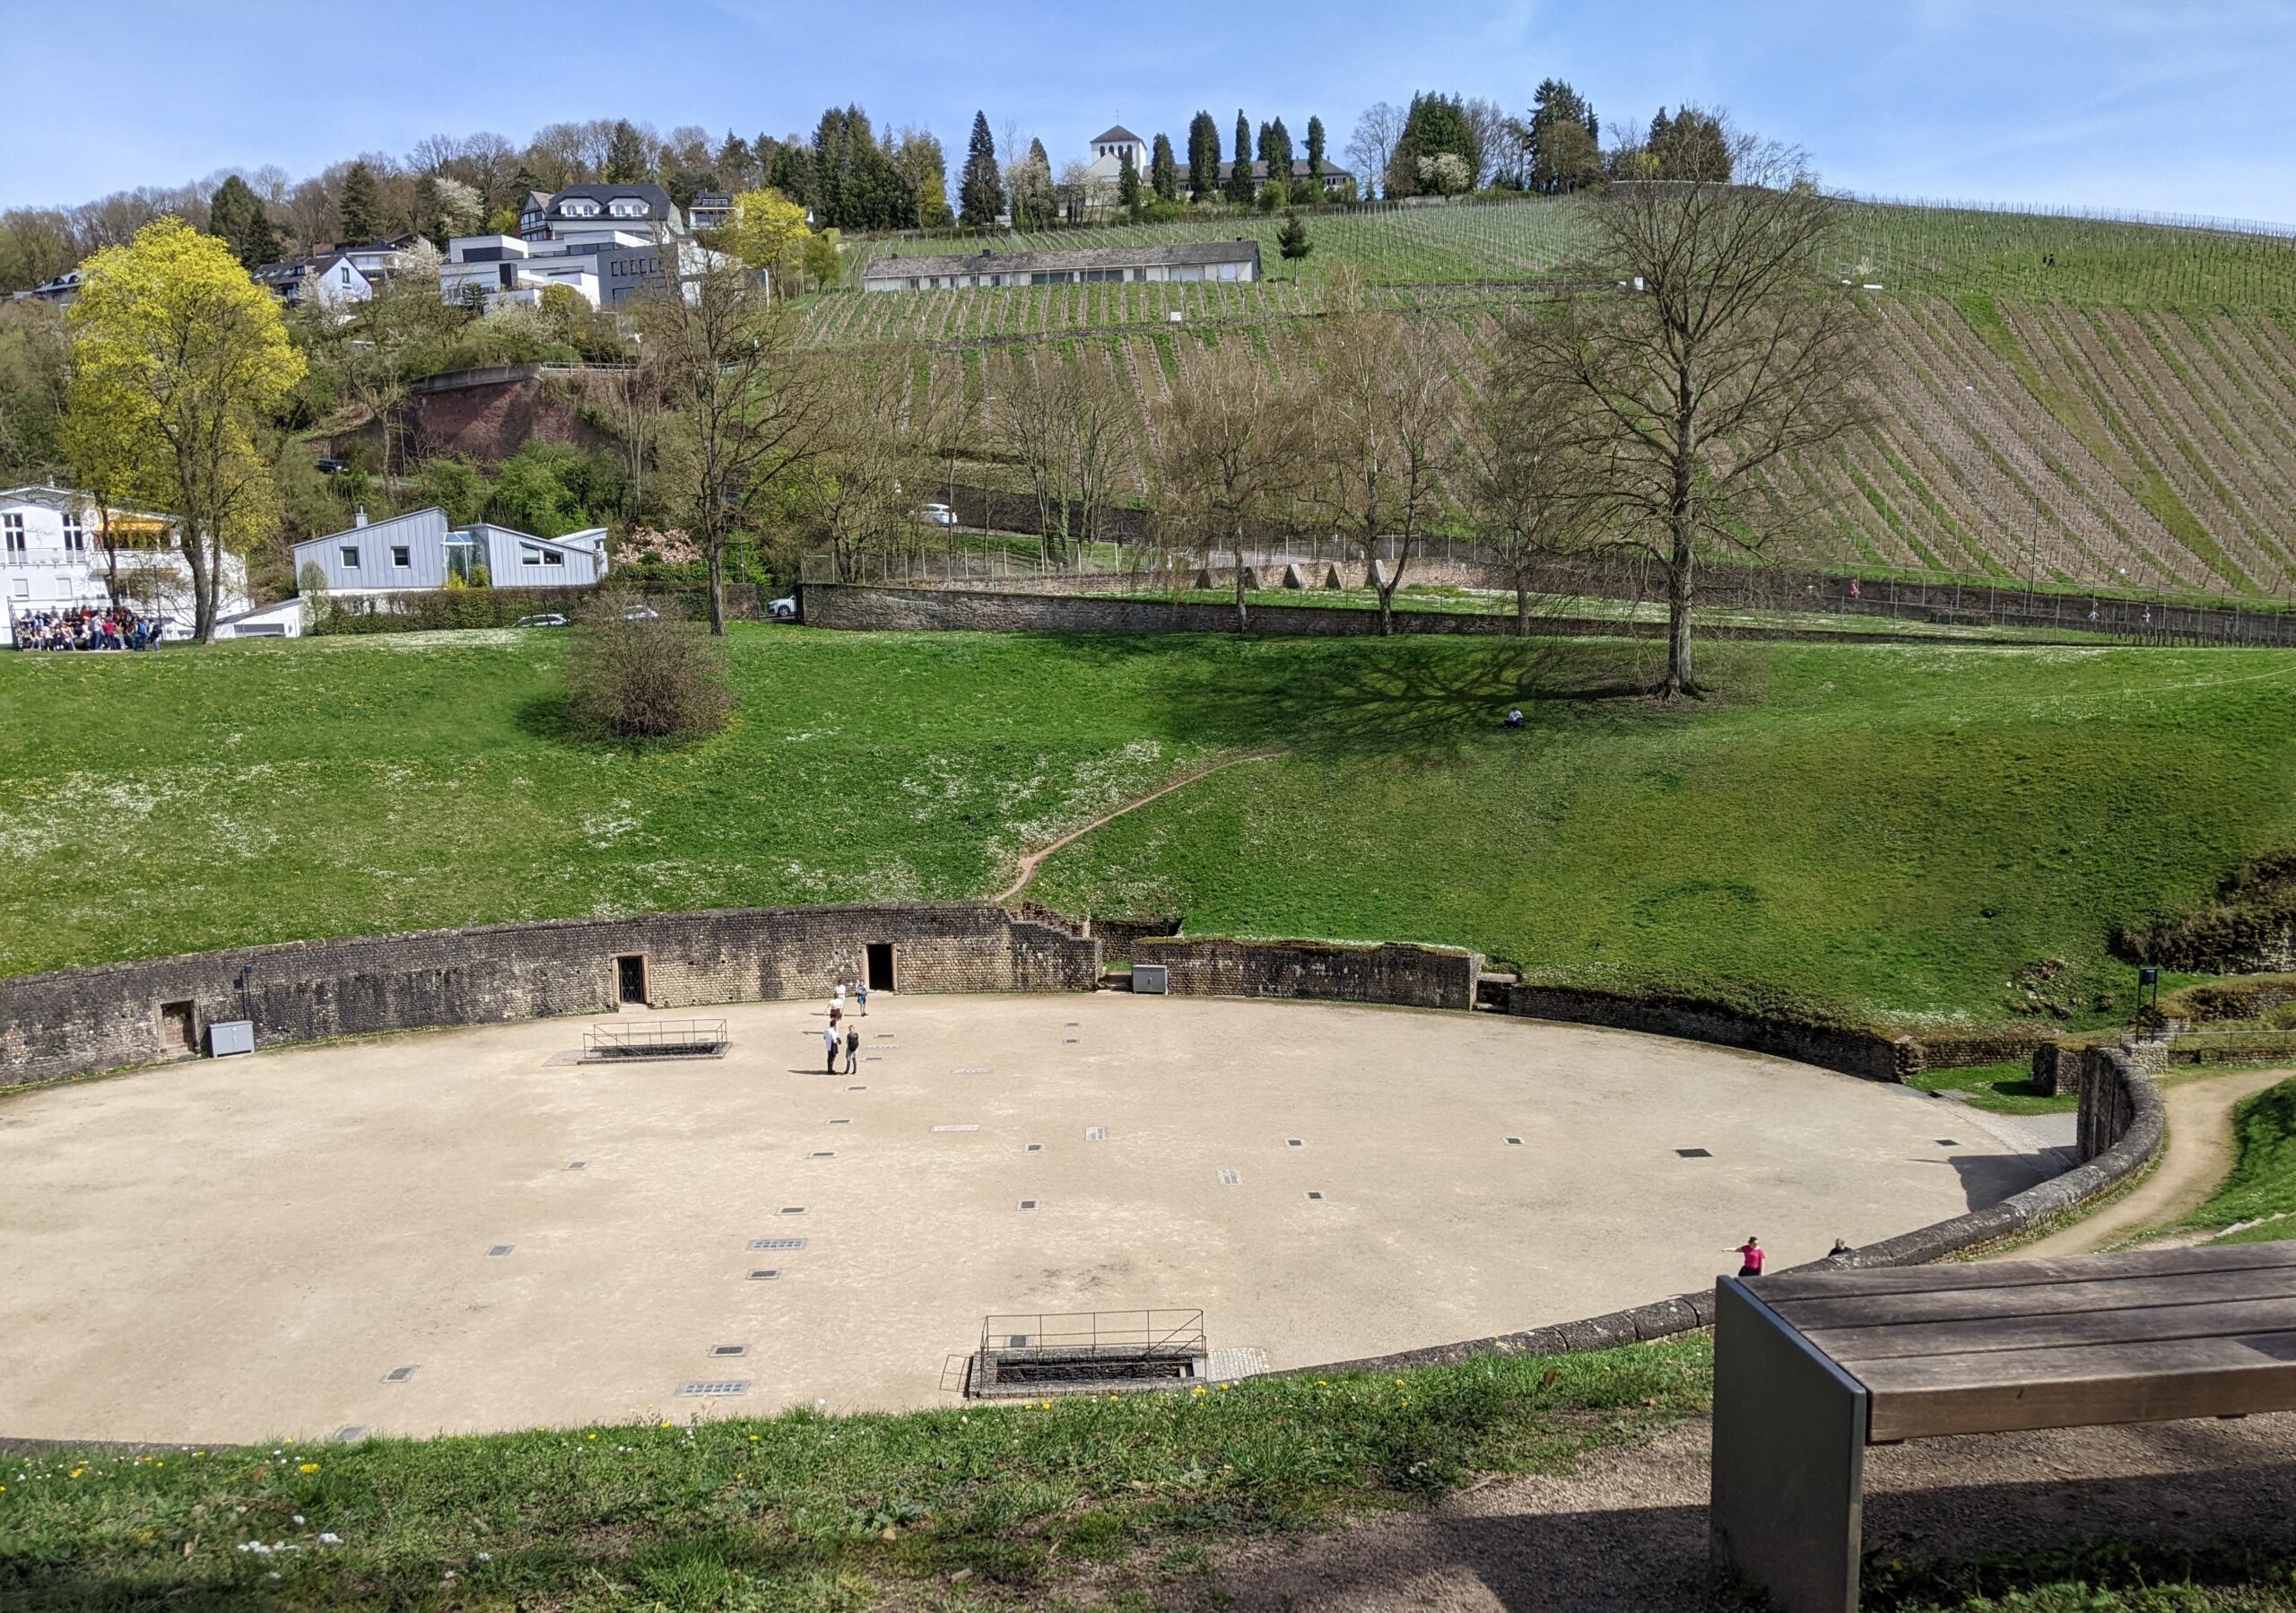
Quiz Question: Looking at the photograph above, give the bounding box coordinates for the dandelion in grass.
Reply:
[299,1463,319,1474]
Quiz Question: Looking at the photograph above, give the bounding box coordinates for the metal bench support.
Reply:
[1711,1277,1871,1613]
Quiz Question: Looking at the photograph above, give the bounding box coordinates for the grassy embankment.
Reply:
[2178,1077,2296,1246]
[7,630,2296,1038]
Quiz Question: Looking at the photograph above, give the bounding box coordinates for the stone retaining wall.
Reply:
[1,903,1100,1088]
[799,583,1961,648]
[1505,982,1916,1085]
[1136,937,1483,1011]
[1300,1046,2165,1378]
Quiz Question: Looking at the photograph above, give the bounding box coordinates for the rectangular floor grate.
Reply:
[1306,1190,1326,1200]
[748,1269,781,1281]
[1019,1199,1038,1210]
[1085,1126,1109,1142]
[1286,1138,1304,1147]
[383,1365,418,1383]
[750,1237,807,1251]
[778,1206,806,1216]
[829,1119,851,1126]
[1505,1137,1524,1146]
[847,1085,867,1091]
[1676,1148,1712,1158]
[1217,1169,1241,1187]
[810,1151,836,1158]
[933,1123,980,1132]
[953,1066,994,1075]
[1935,1138,1961,1147]
[710,1344,749,1357]
[567,1161,587,1171]
[1026,1143,1044,1152]
[678,1381,750,1397]
[1064,1039,1079,1044]
[487,1245,514,1257]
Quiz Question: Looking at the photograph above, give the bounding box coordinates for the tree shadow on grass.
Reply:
[1135,635,1719,759]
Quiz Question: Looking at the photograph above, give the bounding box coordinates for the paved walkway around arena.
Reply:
[0,995,2051,1445]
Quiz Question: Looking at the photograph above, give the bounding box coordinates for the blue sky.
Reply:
[4,0,2290,222]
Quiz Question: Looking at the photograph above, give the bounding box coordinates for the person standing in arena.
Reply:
[822,1019,839,1074]
[1732,1235,1765,1277]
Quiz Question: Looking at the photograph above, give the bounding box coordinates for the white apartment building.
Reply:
[2,483,250,643]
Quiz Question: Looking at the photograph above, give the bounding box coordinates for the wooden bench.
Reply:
[1710,1242,2296,1613]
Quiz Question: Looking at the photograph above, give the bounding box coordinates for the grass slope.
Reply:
[2179,1076,2296,1244]
[0,1342,1709,1612]
[7,631,2296,1033]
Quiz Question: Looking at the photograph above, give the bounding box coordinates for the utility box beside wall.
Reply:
[208,1020,256,1058]
[1132,964,1170,995]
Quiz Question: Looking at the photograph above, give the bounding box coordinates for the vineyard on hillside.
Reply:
[853,295,2296,597]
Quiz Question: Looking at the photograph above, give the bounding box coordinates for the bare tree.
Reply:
[803,353,930,580]
[631,257,830,632]
[1461,98,1509,190]
[1311,294,1452,634]
[1464,339,1602,636]
[994,346,1139,564]
[1505,129,1867,695]
[1152,342,1310,632]
[1346,103,1402,201]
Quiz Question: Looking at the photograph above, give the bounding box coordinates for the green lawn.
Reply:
[0,1341,1710,1612]
[2180,1076,2296,1245]
[7,630,2296,1033]
[1907,1059,2077,1115]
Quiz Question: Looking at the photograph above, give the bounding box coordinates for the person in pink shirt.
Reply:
[1733,1235,1765,1277]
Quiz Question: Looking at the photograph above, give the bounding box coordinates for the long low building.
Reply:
[862,239,1260,292]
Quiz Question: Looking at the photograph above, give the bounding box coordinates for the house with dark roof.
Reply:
[518,183,685,244]
[1219,157,1355,196]
[861,239,1259,292]
[252,239,417,310]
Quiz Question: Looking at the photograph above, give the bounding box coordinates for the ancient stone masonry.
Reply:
[1505,982,1915,1085]
[1,903,1100,1088]
[1136,937,1482,1011]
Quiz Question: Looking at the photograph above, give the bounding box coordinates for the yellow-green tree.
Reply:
[723,188,811,295]
[66,218,304,641]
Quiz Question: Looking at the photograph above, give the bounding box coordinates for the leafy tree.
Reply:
[1263,117,1295,181]
[0,208,81,294]
[1276,211,1311,277]
[1007,144,1057,228]
[1388,93,1479,199]
[1150,134,1179,203]
[808,107,915,231]
[959,111,1004,227]
[801,228,842,292]
[725,188,812,293]
[566,586,733,742]
[1257,179,1287,213]
[888,126,951,227]
[1646,106,1733,180]
[1225,110,1257,205]
[665,166,718,210]
[65,218,305,641]
[415,455,491,525]
[1187,112,1220,201]
[1118,148,1141,217]
[207,176,280,269]
[1526,79,1600,194]
[1305,116,1326,187]
[716,133,755,187]
[337,161,381,243]
[604,120,650,183]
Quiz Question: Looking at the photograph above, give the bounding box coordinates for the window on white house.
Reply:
[4,513,24,553]
[521,545,544,566]
[340,545,361,569]
[391,545,411,568]
[340,266,352,285]
[63,513,85,551]
[542,549,564,566]
[10,578,27,597]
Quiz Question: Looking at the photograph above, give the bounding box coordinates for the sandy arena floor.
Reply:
[0,994,2055,1444]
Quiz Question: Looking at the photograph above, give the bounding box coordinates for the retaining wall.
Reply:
[1137,937,1483,1011]
[1301,1045,2166,1377]
[1,903,1100,1088]
[799,583,1962,647]
[1505,982,1917,1085]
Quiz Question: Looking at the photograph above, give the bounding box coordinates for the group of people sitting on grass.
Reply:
[11,606,166,651]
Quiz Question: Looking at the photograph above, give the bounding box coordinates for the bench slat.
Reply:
[1807,1295,2296,1366]
[1779,1268,2296,1336]
[1860,1330,2296,1441]
[1755,1242,2296,1305]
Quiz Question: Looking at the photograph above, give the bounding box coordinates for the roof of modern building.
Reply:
[1091,125,1144,145]
[544,182,677,218]
[863,239,1260,281]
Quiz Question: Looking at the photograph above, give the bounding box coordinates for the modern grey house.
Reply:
[291,508,609,597]
[862,239,1261,292]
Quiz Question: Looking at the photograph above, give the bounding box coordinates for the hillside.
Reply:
[801,197,2296,597]
[7,630,2295,1031]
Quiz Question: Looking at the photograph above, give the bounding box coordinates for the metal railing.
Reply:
[580,1018,730,1060]
[978,1308,1206,1361]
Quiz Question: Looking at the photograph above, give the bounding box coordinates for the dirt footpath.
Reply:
[2017,1064,2293,1258]
[1174,1414,2296,1612]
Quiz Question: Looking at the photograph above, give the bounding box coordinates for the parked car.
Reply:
[620,603,660,621]
[768,596,799,621]
[315,458,348,475]
[512,612,570,629]
[919,502,959,527]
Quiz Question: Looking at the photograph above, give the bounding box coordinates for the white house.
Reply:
[291,507,610,597]
[443,184,734,311]
[254,238,417,310]
[2,483,249,643]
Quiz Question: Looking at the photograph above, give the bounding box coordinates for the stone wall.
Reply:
[799,584,1939,648]
[1300,1046,2166,1378]
[1,903,1100,1088]
[1505,982,1915,1085]
[1135,937,1483,1011]
[1090,915,1183,964]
